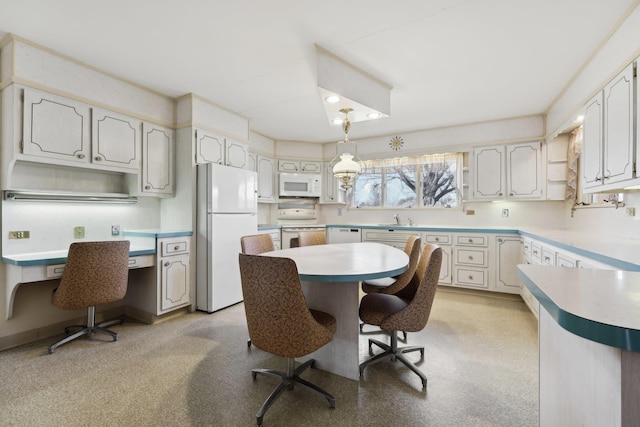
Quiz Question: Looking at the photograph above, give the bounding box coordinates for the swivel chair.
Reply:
[48,240,130,354]
[239,253,336,427]
[297,231,326,247]
[358,243,442,389]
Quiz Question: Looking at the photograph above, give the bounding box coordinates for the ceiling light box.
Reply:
[316,45,392,125]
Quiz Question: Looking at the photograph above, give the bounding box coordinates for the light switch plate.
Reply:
[111,225,121,236]
[74,226,85,239]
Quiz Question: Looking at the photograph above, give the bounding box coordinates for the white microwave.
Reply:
[279,173,321,197]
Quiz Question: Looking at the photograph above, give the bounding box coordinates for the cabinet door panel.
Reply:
[582,93,604,189]
[438,245,452,284]
[495,236,522,293]
[473,146,504,199]
[257,156,276,201]
[603,63,634,185]
[161,256,190,311]
[225,138,248,168]
[506,142,542,198]
[142,123,174,195]
[23,89,90,162]
[92,108,140,170]
[195,129,224,164]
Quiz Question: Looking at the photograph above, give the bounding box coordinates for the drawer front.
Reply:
[454,267,488,288]
[530,244,542,264]
[424,233,451,245]
[522,239,531,255]
[455,235,487,247]
[161,239,189,256]
[455,248,488,267]
[46,264,66,279]
[541,247,556,266]
[128,254,156,269]
[557,253,577,268]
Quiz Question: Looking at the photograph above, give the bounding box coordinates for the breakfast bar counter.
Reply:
[517,264,640,426]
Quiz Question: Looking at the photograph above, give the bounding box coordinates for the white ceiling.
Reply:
[0,0,637,143]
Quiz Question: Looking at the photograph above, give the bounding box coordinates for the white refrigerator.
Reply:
[196,163,258,312]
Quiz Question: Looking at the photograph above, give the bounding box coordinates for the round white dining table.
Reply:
[262,242,409,380]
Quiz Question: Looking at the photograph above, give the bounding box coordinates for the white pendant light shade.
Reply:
[333,153,361,189]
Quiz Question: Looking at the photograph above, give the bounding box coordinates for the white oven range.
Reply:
[277,198,325,249]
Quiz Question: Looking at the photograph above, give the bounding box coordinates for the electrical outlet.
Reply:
[111,225,121,236]
[9,230,30,239]
[627,207,636,217]
[502,208,509,218]
[74,226,85,239]
[465,209,475,215]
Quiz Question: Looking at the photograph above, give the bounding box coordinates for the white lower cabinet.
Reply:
[423,232,452,284]
[125,236,191,319]
[494,235,522,294]
[452,233,490,290]
[159,237,190,313]
[361,229,417,249]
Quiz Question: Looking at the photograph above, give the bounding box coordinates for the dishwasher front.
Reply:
[327,227,362,244]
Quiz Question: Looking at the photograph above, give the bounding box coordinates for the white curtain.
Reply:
[565,127,583,204]
[360,152,461,170]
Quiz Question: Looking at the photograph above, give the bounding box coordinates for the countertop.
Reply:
[517,264,640,351]
[2,229,192,266]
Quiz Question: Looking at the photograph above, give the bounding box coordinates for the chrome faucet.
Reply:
[393,214,400,225]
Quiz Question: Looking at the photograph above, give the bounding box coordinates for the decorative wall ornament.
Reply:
[389,136,404,151]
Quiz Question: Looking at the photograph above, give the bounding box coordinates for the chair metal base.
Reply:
[48,306,123,354]
[359,331,427,389]
[251,358,335,427]
[359,322,407,341]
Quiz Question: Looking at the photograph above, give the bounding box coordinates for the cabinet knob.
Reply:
[174,246,180,250]
[544,256,550,261]
[468,239,473,243]
[468,256,473,260]
[435,237,440,241]
[77,153,86,159]
[164,262,170,267]
[94,156,102,161]
[144,185,151,190]
[218,160,223,165]
[498,238,503,242]
[498,192,503,196]
[468,275,473,280]
[509,193,514,196]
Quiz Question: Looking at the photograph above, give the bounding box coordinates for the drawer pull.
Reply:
[533,250,538,255]
[435,237,440,241]
[174,246,180,250]
[468,239,473,243]
[468,256,473,260]
[468,275,473,280]
[544,256,550,261]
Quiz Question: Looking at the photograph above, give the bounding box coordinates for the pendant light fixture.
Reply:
[331,108,363,190]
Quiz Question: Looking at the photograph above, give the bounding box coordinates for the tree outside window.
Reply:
[352,153,461,209]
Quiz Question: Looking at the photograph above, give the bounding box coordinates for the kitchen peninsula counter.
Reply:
[517,264,640,425]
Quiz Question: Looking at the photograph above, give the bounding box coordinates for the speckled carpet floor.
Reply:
[0,287,538,426]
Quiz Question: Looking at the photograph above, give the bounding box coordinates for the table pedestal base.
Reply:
[300,280,360,381]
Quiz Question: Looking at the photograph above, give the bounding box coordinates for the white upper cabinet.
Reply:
[257,155,276,202]
[141,122,174,196]
[278,159,322,173]
[582,62,635,191]
[320,161,345,204]
[22,88,142,173]
[472,142,542,200]
[23,88,91,163]
[92,107,141,171]
[195,128,248,169]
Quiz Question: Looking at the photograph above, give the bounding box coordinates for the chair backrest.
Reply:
[381,243,442,333]
[298,231,326,247]
[52,241,131,310]
[240,234,275,255]
[379,235,421,294]
[238,253,334,358]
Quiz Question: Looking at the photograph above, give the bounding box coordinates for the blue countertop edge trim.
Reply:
[518,230,640,271]
[324,225,640,270]
[258,225,281,230]
[2,249,157,266]
[123,230,192,238]
[299,265,407,283]
[516,267,640,352]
